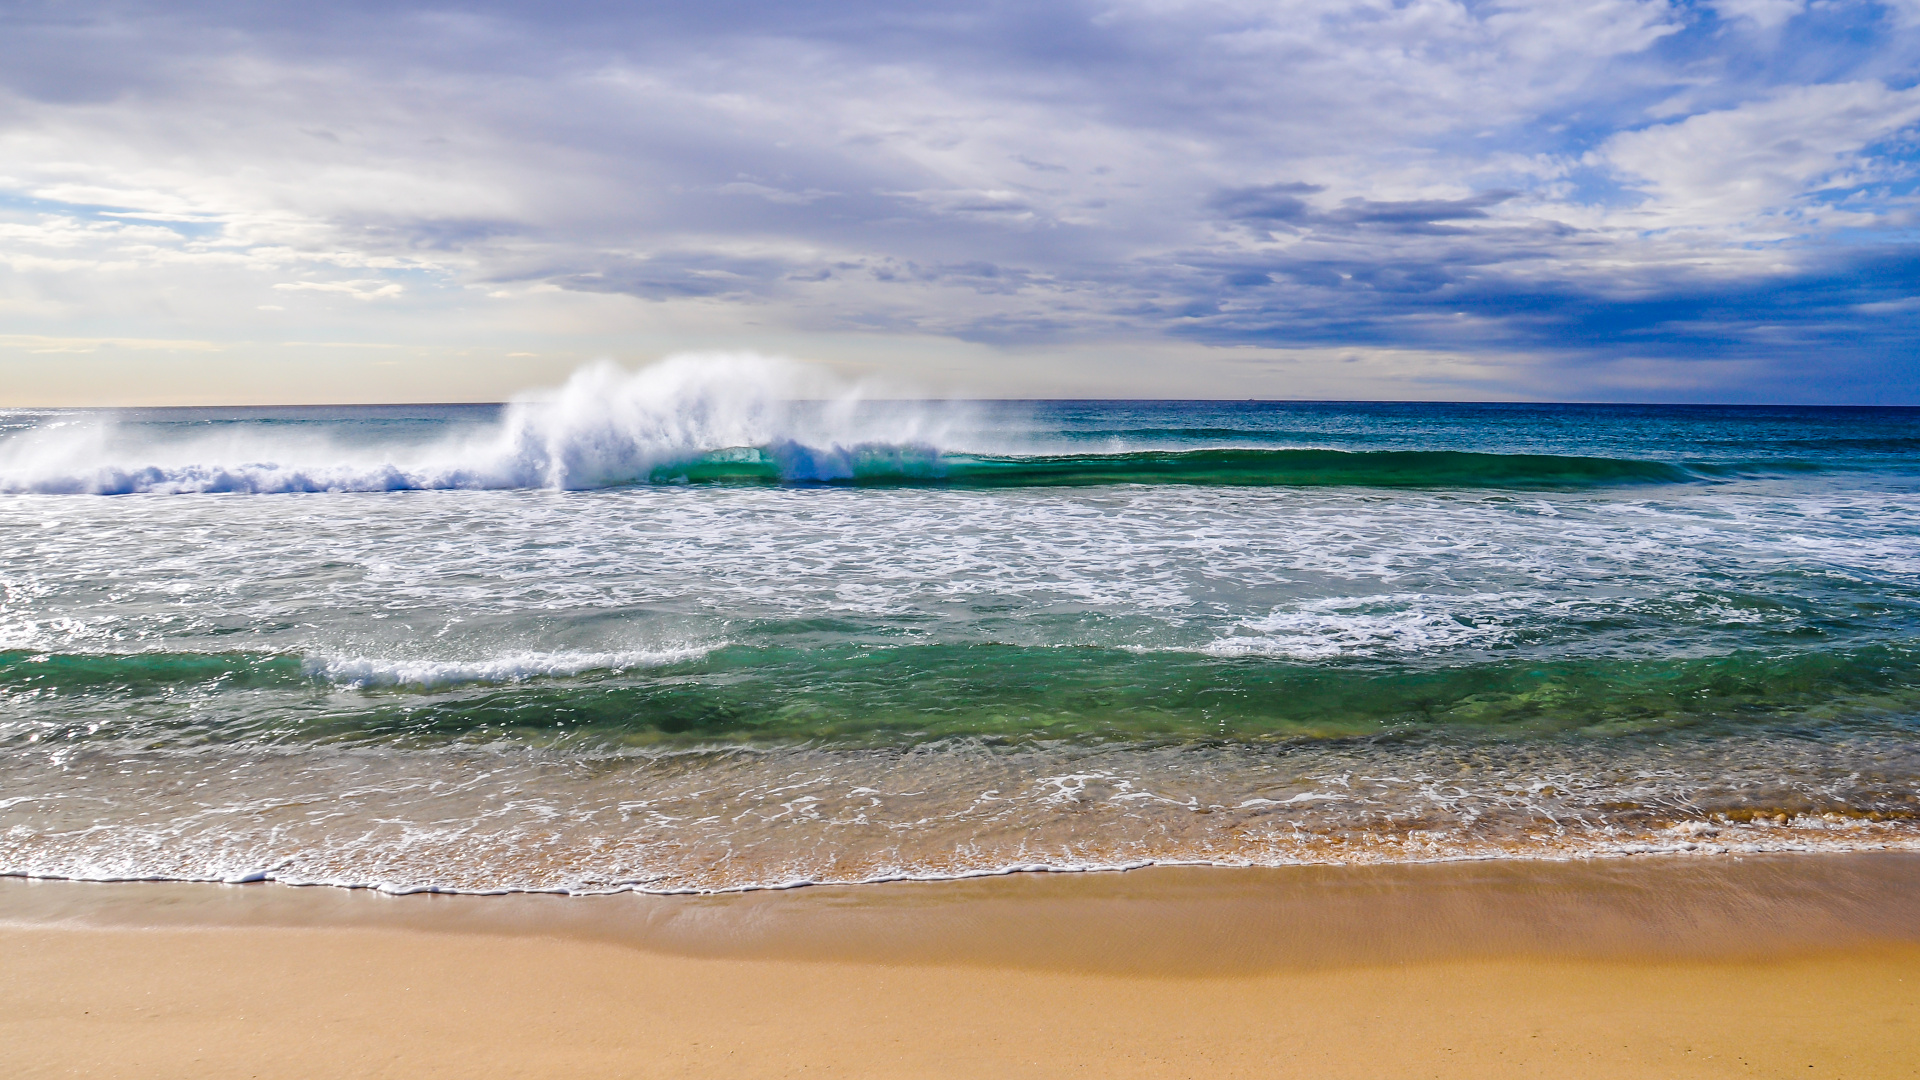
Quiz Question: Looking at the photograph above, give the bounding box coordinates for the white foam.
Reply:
[4,732,1918,896]
[308,647,711,688]
[1204,593,1519,659]
[0,354,973,495]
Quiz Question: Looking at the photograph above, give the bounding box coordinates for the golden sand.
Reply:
[6,855,1919,1079]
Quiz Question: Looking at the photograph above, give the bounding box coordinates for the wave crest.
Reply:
[0,354,964,494]
[309,647,712,688]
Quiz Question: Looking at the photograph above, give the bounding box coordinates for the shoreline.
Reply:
[9,851,1920,971]
[8,852,1920,1078]
[9,824,1920,898]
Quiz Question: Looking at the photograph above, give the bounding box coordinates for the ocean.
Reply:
[3,357,1917,894]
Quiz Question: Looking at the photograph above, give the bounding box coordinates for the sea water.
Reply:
[2,356,1917,893]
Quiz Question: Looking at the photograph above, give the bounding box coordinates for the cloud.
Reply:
[0,0,1917,400]
[0,333,225,353]
[1709,0,1807,30]
[274,280,407,300]
[1600,80,1920,228]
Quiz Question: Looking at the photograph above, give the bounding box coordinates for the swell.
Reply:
[0,649,308,691]
[908,448,1695,489]
[10,642,1920,749]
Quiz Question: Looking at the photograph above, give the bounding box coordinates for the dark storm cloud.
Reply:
[1212,185,1519,234]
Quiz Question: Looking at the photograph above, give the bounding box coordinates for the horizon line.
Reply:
[9,398,1920,411]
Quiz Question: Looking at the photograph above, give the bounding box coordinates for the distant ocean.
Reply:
[3,358,1918,894]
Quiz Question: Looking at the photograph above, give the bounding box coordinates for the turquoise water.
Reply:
[2,363,1917,892]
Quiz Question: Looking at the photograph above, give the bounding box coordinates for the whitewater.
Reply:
[0,356,973,494]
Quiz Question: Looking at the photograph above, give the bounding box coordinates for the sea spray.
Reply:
[0,354,973,494]
[484,354,965,488]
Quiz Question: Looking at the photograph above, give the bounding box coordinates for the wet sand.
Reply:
[6,854,1920,1078]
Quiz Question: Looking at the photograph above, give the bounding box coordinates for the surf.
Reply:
[0,355,966,494]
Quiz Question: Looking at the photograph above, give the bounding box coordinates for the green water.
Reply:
[8,643,1919,752]
[652,446,1698,488]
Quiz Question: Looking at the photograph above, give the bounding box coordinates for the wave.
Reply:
[9,639,1919,893]
[11,641,1920,748]
[0,355,966,495]
[0,649,308,690]
[0,439,1697,494]
[0,355,1707,493]
[309,648,713,688]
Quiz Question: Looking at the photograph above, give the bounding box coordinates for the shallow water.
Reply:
[3,360,1918,892]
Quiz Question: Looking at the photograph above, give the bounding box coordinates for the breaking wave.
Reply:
[307,647,715,688]
[0,355,1700,493]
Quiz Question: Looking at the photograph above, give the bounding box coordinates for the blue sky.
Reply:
[1,0,1918,403]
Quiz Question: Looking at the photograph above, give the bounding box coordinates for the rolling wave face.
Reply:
[8,642,1920,748]
[918,448,1693,489]
[617,446,1696,489]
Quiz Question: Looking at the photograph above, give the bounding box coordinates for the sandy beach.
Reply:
[7,854,1920,1079]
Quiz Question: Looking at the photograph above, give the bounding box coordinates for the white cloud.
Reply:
[1600,80,1920,229]
[1708,0,1806,29]
[1882,0,1920,28]
[0,333,225,353]
[273,280,407,300]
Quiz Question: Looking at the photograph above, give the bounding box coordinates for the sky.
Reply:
[2,0,1918,404]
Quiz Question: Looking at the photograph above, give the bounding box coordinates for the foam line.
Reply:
[308,647,712,688]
